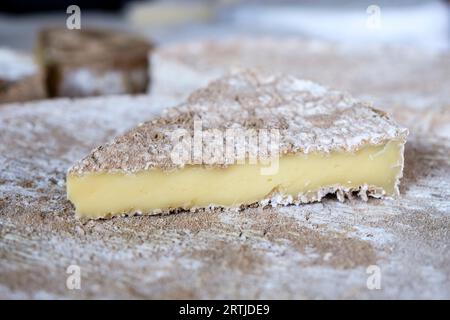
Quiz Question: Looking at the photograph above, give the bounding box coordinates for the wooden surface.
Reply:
[0,45,449,299]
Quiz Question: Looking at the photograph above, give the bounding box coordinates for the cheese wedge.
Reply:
[67,70,408,219]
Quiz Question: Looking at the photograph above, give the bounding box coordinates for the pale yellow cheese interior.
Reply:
[67,140,404,218]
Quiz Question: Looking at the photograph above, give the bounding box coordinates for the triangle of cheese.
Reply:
[67,70,408,219]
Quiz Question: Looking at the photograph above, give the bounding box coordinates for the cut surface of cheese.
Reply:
[68,140,404,218]
[67,70,408,219]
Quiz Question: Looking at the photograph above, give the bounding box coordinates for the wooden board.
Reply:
[0,46,449,299]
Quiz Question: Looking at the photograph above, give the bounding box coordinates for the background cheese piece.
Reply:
[149,37,450,109]
[36,27,153,98]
